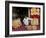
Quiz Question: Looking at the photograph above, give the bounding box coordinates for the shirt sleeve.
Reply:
[28,18,32,20]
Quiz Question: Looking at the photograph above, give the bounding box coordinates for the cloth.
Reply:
[23,17,32,26]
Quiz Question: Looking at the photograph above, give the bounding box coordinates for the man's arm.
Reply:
[28,18,32,20]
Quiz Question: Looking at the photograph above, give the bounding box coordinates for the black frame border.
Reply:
[5,1,45,37]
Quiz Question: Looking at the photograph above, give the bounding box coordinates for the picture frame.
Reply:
[5,1,45,37]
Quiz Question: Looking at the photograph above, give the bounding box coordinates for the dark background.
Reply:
[12,7,28,20]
